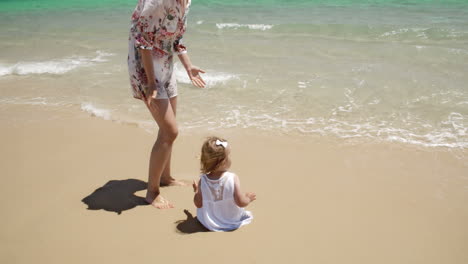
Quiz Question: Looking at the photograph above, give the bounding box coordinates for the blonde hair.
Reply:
[200,136,229,174]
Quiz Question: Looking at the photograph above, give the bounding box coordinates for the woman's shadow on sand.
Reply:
[82,179,208,233]
[82,179,148,215]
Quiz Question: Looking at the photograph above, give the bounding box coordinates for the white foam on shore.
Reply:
[77,103,467,150]
[216,23,273,31]
[79,102,159,133]
[0,51,113,76]
[73,99,467,150]
[80,102,112,120]
[379,27,428,38]
[179,107,468,150]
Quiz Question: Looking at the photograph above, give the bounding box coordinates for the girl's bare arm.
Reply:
[193,179,203,208]
[233,174,256,207]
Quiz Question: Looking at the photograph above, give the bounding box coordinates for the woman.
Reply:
[127,0,205,209]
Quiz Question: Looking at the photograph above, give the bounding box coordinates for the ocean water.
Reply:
[1,0,467,150]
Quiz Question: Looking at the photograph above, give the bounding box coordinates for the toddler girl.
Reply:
[192,136,256,231]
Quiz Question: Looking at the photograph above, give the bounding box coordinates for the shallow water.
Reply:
[0,0,467,151]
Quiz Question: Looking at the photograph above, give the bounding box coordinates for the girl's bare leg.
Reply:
[145,97,178,209]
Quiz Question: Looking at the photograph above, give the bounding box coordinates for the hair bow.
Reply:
[215,139,228,148]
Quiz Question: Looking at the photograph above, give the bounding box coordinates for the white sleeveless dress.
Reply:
[197,172,253,232]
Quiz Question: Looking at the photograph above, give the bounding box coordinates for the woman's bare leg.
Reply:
[159,96,188,186]
[160,96,176,185]
[145,98,178,209]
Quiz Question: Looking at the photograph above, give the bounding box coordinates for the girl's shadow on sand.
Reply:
[175,209,209,234]
[82,179,148,215]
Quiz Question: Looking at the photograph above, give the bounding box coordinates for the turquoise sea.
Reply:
[1,0,467,151]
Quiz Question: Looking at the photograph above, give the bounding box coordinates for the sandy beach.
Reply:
[1,104,467,264]
[1,0,468,262]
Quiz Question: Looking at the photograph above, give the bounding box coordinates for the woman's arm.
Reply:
[139,49,158,106]
[140,49,156,87]
[178,53,206,88]
[173,0,205,88]
[233,174,256,207]
[133,0,158,92]
[177,52,192,73]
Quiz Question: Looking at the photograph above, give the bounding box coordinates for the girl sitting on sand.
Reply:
[192,136,256,231]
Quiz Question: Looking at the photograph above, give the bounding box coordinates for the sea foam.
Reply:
[0,51,113,76]
[216,23,273,31]
[80,102,112,120]
[179,105,468,150]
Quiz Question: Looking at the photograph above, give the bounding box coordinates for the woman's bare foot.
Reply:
[145,191,174,209]
[160,177,190,187]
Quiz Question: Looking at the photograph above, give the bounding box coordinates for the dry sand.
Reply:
[1,105,467,264]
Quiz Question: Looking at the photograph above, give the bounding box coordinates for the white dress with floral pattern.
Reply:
[127,0,190,100]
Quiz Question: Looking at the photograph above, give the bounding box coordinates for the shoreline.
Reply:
[1,104,467,264]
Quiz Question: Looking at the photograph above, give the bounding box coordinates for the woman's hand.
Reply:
[187,66,206,88]
[143,82,158,110]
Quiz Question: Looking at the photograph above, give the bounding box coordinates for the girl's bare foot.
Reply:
[160,177,190,187]
[146,191,174,209]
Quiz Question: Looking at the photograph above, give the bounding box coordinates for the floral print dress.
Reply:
[128,0,190,100]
